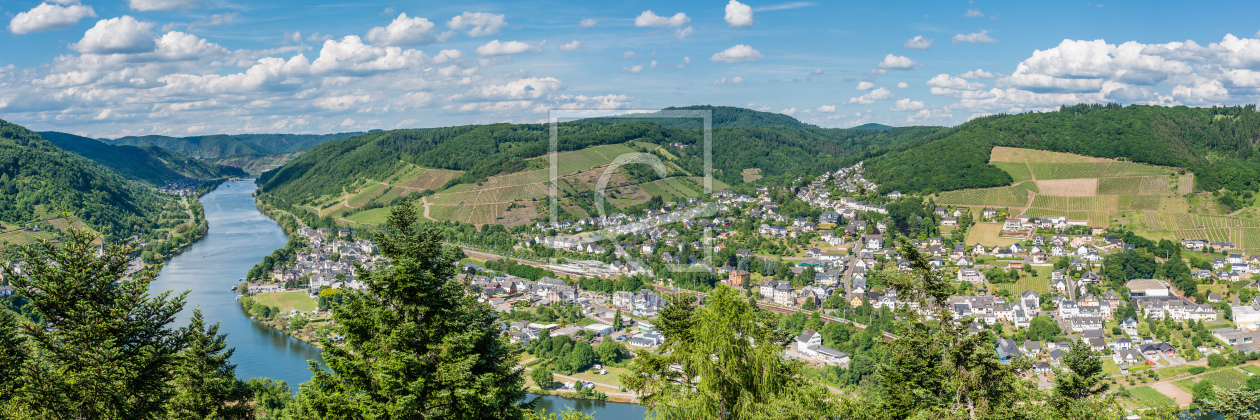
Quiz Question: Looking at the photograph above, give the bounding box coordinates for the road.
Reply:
[523,366,639,403]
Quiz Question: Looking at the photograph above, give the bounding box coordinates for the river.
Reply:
[149,180,646,419]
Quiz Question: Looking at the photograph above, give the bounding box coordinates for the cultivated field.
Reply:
[1035,178,1097,196]
[933,147,1257,252]
[966,222,1023,247]
[1127,386,1175,408]
[251,291,318,312]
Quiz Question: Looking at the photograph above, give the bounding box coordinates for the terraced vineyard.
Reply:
[929,147,1260,254]
[322,142,723,226]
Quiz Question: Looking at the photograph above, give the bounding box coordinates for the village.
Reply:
[221,160,1260,395]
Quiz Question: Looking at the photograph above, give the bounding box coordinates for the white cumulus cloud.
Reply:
[891,98,925,111]
[897,82,910,88]
[559,41,581,51]
[579,18,598,28]
[635,10,690,27]
[856,81,875,91]
[475,39,544,56]
[904,35,934,50]
[816,104,836,112]
[877,54,921,70]
[953,30,997,44]
[72,16,157,54]
[960,69,997,78]
[127,0,200,11]
[847,87,894,104]
[725,0,754,27]
[964,9,984,18]
[711,44,763,63]
[448,12,507,37]
[9,2,96,35]
[780,107,797,116]
[367,13,443,46]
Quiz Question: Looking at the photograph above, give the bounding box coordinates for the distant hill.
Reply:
[39,132,247,185]
[850,123,893,130]
[104,132,364,173]
[257,107,945,226]
[0,121,174,241]
[865,103,1260,200]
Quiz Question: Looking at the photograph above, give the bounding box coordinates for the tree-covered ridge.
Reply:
[39,131,247,185]
[256,107,944,209]
[105,132,365,159]
[0,119,172,240]
[867,104,1260,195]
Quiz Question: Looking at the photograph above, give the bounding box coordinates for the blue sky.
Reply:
[3,0,1260,137]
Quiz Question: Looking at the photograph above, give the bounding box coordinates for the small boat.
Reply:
[230,286,238,291]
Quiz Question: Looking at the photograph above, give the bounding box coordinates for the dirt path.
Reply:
[1019,160,1038,215]
[421,196,435,221]
[1151,382,1192,406]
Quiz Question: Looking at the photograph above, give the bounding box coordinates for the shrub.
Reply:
[1188,366,1207,375]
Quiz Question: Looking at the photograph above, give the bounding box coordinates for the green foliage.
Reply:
[257,107,944,209]
[245,377,294,418]
[0,119,175,241]
[107,131,363,159]
[165,309,253,419]
[0,309,27,409]
[595,338,626,366]
[1,228,190,418]
[623,285,841,419]
[1192,379,1217,404]
[39,131,247,185]
[1200,387,1260,420]
[530,365,554,389]
[1027,316,1066,342]
[1189,366,1207,375]
[1051,341,1109,413]
[867,103,1260,195]
[291,204,528,418]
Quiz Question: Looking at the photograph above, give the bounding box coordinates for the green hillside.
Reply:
[866,104,1260,203]
[39,131,247,185]
[104,132,364,173]
[0,120,175,241]
[256,107,942,225]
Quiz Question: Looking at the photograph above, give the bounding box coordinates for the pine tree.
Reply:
[165,309,253,419]
[623,285,840,419]
[612,309,623,332]
[293,205,527,418]
[0,309,28,409]
[2,228,188,418]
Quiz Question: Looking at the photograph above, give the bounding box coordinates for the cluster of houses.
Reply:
[247,227,381,294]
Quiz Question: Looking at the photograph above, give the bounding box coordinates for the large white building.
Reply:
[1126,279,1171,298]
[1235,303,1260,331]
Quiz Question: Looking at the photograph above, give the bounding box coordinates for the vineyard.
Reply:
[929,147,1260,253]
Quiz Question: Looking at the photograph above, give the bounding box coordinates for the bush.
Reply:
[1188,366,1206,375]
[1208,353,1228,368]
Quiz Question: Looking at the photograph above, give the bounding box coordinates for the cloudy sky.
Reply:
[3,0,1260,137]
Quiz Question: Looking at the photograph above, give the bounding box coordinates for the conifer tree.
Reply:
[165,309,253,419]
[3,228,188,418]
[293,204,527,419]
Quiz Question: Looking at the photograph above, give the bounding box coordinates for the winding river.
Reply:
[149,180,646,419]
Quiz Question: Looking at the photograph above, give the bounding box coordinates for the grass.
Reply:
[992,162,1033,183]
[344,207,392,225]
[1103,358,1121,376]
[966,222,1023,248]
[1128,386,1175,408]
[566,365,633,388]
[991,274,1054,295]
[251,291,318,313]
[1174,368,1249,391]
[1241,365,1260,375]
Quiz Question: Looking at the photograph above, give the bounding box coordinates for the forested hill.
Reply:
[866,104,1260,196]
[105,132,364,159]
[0,120,171,240]
[40,131,247,185]
[256,107,944,208]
